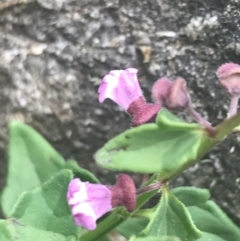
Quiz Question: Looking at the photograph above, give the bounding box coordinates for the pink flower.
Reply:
[98,68,142,109]
[98,68,161,126]
[216,63,240,96]
[67,175,137,230]
[67,179,112,230]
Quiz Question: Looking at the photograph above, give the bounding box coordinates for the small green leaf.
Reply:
[198,233,225,241]
[9,170,81,238]
[2,121,65,216]
[6,218,66,241]
[156,109,200,130]
[172,187,210,207]
[129,236,181,241]
[142,185,202,241]
[173,187,240,241]
[64,160,99,183]
[117,217,149,239]
[95,109,205,178]
[0,220,11,240]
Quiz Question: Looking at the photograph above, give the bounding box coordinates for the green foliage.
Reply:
[129,237,180,241]
[64,160,99,183]
[172,187,210,206]
[173,187,240,241]
[117,217,149,239]
[1,121,100,216]
[2,121,65,215]
[0,170,81,241]
[142,185,202,241]
[1,102,239,241]
[95,109,205,179]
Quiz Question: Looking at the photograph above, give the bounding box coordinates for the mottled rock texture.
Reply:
[0,0,240,224]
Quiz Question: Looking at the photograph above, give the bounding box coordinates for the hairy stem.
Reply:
[187,105,212,129]
[136,181,163,194]
[228,95,239,118]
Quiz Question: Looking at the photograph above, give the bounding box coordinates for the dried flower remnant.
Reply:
[152,77,212,130]
[216,63,240,117]
[152,78,172,105]
[98,68,161,126]
[167,78,190,110]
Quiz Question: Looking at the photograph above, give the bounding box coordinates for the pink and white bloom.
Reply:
[98,68,161,126]
[98,68,142,110]
[67,179,112,230]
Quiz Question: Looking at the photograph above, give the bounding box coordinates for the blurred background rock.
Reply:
[0,0,239,225]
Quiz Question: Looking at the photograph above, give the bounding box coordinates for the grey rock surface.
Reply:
[0,0,239,224]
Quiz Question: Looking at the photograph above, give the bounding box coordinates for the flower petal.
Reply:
[98,74,119,103]
[67,178,113,230]
[67,179,88,204]
[87,183,112,218]
[98,68,143,109]
[72,202,97,230]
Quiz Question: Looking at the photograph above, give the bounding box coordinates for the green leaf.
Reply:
[0,220,11,240]
[6,218,66,241]
[64,160,99,183]
[117,217,149,239]
[156,109,200,130]
[142,185,202,241]
[0,218,70,241]
[173,187,240,241]
[129,236,181,241]
[2,121,65,216]
[95,109,205,178]
[0,170,80,241]
[9,170,80,237]
[172,187,210,207]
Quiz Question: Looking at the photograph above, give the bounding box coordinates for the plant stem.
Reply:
[215,111,240,140]
[228,95,240,118]
[136,181,163,194]
[186,105,212,130]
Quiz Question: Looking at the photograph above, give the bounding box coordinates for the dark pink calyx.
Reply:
[108,174,136,212]
[127,96,161,126]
